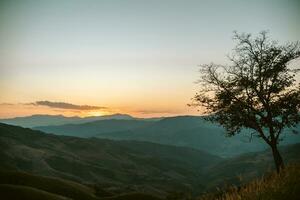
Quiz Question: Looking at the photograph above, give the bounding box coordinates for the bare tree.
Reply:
[192,31,300,172]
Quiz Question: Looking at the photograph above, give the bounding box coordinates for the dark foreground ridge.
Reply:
[199,164,300,200]
[0,123,300,199]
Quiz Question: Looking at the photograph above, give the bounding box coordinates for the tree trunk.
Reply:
[271,144,284,173]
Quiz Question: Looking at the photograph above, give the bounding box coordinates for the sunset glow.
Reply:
[0,0,299,119]
[85,110,113,117]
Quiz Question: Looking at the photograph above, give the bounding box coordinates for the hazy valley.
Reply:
[8,115,298,157]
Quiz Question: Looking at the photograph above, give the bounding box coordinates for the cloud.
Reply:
[0,103,14,106]
[28,101,107,110]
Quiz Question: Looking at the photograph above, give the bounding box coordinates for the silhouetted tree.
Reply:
[192,31,300,172]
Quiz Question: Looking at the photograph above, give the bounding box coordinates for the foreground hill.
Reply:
[35,116,300,157]
[2,164,300,200]
[202,143,300,190]
[199,164,300,200]
[1,123,300,198]
[0,114,134,128]
[0,123,220,197]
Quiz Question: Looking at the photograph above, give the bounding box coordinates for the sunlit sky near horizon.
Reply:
[0,0,300,118]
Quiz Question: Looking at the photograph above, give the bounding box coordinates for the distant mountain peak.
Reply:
[0,113,135,128]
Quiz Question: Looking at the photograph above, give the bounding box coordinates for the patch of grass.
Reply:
[199,164,300,200]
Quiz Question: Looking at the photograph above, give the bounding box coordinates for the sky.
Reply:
[0,0,300,118]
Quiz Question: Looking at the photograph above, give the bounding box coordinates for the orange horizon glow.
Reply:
[1,1,298,120]
[0,102,201,119]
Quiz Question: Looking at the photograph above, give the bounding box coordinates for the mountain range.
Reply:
[31,115,300,157]
[0,114,135,128]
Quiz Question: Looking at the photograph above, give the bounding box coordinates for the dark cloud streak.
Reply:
[0,103,14,106]
[29,101,107,110]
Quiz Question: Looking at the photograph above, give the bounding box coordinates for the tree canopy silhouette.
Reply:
[192,31,300,172]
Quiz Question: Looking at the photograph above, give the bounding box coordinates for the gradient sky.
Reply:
[0,0,300,118]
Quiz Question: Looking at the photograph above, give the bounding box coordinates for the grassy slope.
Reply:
[199,164,300,200]
[0,122,221,196]
[203,143,300,190]
[1,122,300,199]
